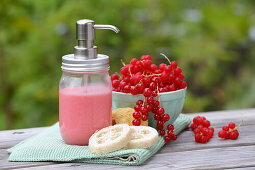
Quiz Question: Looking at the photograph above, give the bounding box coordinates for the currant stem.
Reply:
[128,65,132,77]
[144,74,161,77]
[121,59,126,66]
[164,124,167,131]
[143,97,146,106]
[135,80,143,87]
[156,84,162,107]
[115,72,121,77]
[160,53,171,65]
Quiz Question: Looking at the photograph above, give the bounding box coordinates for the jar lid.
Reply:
[61,54,109,71]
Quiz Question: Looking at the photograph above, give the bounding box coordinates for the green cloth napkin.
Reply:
[8,114,190,166]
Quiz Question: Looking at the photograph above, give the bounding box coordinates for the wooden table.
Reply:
[1,109,255,170]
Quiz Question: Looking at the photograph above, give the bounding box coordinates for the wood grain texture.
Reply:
[0,127,46,149]
[0,108,254,169]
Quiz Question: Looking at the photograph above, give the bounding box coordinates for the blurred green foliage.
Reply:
[0,0,255,130]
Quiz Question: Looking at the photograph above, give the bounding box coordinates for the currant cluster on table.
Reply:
[111,55,187,143]
[190,116,214,143]
[190,116,242,143]
[218,122,240,140]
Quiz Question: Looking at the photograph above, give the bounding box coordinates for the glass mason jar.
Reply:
[59,69,112,145]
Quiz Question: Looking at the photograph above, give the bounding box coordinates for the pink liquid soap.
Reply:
[59,86,112,145]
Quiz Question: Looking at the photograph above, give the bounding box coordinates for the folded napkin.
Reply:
[8,114,190,166]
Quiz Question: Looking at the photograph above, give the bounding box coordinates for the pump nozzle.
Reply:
[74,19,119,59]
[94,25,120,33]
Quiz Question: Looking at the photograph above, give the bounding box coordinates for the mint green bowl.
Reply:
[112,87,187,128]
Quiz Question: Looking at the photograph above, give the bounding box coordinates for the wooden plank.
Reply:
[0,149,57,170]
[0,127,46,149]
[14,145,255,170]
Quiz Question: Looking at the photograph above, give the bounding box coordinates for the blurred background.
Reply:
[0,0,255,130]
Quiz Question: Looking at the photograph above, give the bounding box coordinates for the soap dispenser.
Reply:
[59,19,119,145]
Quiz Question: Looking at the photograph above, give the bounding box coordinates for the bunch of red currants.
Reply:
[190,116,242,143]
[190,116,214,143]
[218,122,240,140]
[111,54,187,142]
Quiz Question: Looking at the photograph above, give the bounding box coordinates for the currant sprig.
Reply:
[218,120,243,140]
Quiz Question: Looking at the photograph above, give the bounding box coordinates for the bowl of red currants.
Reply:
[111,54,187,131]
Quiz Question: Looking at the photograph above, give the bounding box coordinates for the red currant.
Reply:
[229,130,239,140]
[134,105,141,112]
[167,130,174,137]
[157,107,165,115]
[159,63,166,71]
[228,122,236,129]
[143,60,152,69]
[195,134,201,142]
[200,136,210,143]
[171,134,177,140]
[150,64,157,72]
[167,124,174,131]
[178,73,184,80]
[157,121,164,130]
[190,123,198,131]
[143,88,152,97]
[159,130,165,136]
[137,84,145,93]
[202,120,210,128]
[140,106,148,114]
[162,114,170,122]
[208,129,214,138]
[130,58,138,65]
[180,81,187,89]
[120,66,129,76]
[149,82,156,91]
[174,67,182,75]
[136,100,143,105]
[168,84,176,91]
[152,91,157,97]
[171,61,177,68]
[218,130,227,139]
[145,104,152,112]
[112,80,120,88]
[153,100,159,107]
[164,136,171,142]
[194,128,201,134]
[174,77,181,86]
[132,119,141,126]
[165,65,172,73]
[154,114,161,121]
[141,115,148,121]
[130,86,138,95]
[147,97,154,104]
[133,111,141,119]
[222,126,229,131]
[111,74,119,81]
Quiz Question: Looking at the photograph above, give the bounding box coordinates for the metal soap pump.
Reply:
[62,19,120,71]
[59,19,119,145]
